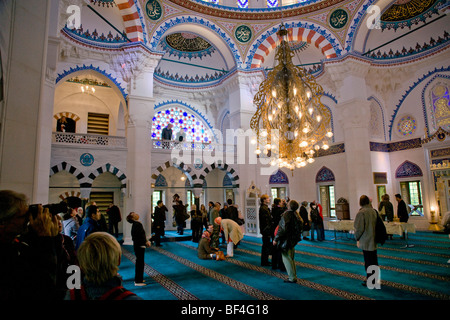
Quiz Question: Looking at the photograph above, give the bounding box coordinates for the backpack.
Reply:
[374,210,387,245]
[284,211,303,248]
[70,285,136,300]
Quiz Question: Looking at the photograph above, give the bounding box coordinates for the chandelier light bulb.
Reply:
[308,107,313,115]
[268,115,273,121]
[322,143,329,150]
[306,91,311,99]
[307,158,315,163]
[255,149,261,155]
[316,115,322,122]
[250,138,256,144]
[272,90,276,98]
[326,131,334,138]
[300,141,308,148]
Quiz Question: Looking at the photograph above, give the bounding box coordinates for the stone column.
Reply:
[0,0,55,202]
[326,57,374,218]
[116,46,162,244]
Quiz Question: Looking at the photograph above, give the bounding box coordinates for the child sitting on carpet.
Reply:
[198,225,225,261]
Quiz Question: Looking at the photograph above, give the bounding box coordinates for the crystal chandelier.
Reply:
[250,24,333,171]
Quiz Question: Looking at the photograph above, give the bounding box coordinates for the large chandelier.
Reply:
[250,24,333,171]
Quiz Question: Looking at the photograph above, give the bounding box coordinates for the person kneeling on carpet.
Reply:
[198,225,225,261]
[214,217,243,258]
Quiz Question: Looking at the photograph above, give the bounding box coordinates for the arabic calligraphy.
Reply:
[329,8,348,29]
[146,0,162,21]
[235,25,252,43]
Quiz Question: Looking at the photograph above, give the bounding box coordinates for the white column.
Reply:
[326,58,374,218]
[120,47,162,244]
[0,0,52,201]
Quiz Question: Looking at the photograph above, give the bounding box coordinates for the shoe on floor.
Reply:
[134,282,147,287]
[284,279,297,283]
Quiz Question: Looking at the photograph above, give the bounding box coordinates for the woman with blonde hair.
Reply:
[68,232,141,300]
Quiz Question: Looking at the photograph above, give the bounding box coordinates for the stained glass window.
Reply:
[151,106,212,143]
[237,0,248,9]
[267,0,278,8]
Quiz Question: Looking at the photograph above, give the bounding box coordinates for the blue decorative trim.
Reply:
[388,66,450,140]
[346,0,377,53]
[133,0,148,44]
[56,64,128,102]
[246,22,343,70]
[150,16,241,68]
[421,74,450,137]
[189,0,325,13]
[368,96,387,141]
[370,138,422,152]
[154,100,217,142]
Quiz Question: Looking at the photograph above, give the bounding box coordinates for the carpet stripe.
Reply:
[176,242,372,300]
[122,247,199,300]
[151,246,282,300]
[236,246,450,300]
[241,240,450,282]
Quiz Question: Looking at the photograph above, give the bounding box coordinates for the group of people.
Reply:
[0,190,142,300]
[258,195,326,283]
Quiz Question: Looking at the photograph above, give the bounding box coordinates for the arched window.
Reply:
[395,161,423,216]
[316,167,336,217]
[269,169,289,200]
[151,106,212,143]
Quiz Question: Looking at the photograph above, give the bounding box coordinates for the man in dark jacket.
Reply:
[259,194,272,266]
[273,200,303,283]
[127,212,150,286]
[271,198,285,271]
[106,203,121,238]
[76,205,101,250]
[161,124,173,140]
[299,201,310,240]
[152,200,167,246]
[395,194,409,222]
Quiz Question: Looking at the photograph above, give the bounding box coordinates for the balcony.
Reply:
[52,132,127,148]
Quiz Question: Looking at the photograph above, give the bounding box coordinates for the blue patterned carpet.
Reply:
[117,230,450,302]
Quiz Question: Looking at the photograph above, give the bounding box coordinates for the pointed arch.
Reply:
[86,163,127,190]
[395,161,423,178]
[269,169,289,184]
[195,162,239,188]
[316,166,335,183]
[151,159,195,187]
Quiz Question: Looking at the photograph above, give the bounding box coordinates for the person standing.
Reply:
[76,205,101,250]
[378,194,394,222]
[62,207,79,246]
[106,203,121,239]
[161,123,173,140]
[173,199,187,235]
[354,195,380,287]
[200,204,208,231]
[210,202,221,249]
[271,198,285,271]
[127,212,150,286]
[299,201,310,240]
[273,200,303,283]
[395,194,409,222]
[191,204,203,243]
[152,200,167,247]
[259,194,272,266]
[310,202,324,241]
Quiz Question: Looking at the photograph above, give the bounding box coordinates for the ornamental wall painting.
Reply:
[430,82,450,130]
[395,160,423,178]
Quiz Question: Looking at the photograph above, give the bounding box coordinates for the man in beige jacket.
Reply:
[215,217,243,257]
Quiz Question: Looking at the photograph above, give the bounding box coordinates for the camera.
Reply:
[27,201,68,219]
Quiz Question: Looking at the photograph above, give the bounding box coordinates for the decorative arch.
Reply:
[421,74,450,136]
[54,111,80,122]
[395,161,423,178]
[115,0,146,43]
[151,159,195,186]
[388,66,450,140]
[87,163,127,190]
[269,169,289,184]
[316,166,335,183]
[247,22,341,69]
[149,15,240,69]
[56,64,128,104]
[195,162,239,188]
[50,161,85,181]
[57,191,82,202]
